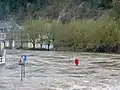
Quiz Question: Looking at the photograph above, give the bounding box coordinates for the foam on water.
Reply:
[1,50,120,90]
[55,84,120,90]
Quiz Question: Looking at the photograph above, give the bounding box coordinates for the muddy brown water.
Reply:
[0,50,120,90]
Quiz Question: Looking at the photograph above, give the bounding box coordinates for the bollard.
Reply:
[74,58,79,66]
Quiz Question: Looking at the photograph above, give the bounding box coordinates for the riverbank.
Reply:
[52,44,120,54]
[5,45,120,54]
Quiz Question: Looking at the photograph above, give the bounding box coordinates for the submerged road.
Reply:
[0,50,120,90]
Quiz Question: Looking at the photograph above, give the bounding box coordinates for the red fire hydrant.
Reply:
[75,58,79,66]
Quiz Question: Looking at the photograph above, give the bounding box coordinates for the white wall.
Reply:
[5,40,53,49]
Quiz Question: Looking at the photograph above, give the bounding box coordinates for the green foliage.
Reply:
[24,20,43,48]
[50,18,120,51]
[0,0,115,20]
[24,19,54,49]
[24,15,120,52]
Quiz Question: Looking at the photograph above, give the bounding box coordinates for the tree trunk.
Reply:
[40,44,43,48]
[20,37,23,49]
[3,41,5,48]
[33,43,35,49]
[73,45,76,51]
[20,40,23,49]
[9,40,13,49]
[52,38,55,48]
[48,44,50,51]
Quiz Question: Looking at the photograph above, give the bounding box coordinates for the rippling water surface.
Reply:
[0,50,120,90]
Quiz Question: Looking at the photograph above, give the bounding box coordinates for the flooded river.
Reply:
[0,49,120,90]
